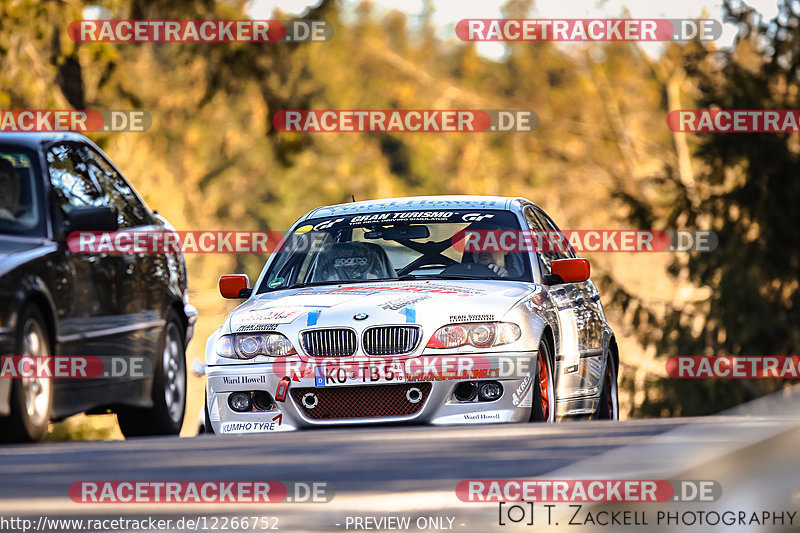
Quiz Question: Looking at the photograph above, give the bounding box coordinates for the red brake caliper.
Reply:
[538,352,550,419]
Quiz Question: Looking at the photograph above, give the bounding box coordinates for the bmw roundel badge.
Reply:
[353,313,368,320]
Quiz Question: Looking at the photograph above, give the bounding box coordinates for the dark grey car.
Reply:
[0,132,196,442]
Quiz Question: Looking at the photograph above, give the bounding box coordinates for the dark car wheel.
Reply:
[117,310,186,437]
[530,339,555,422]
[0,305,53,443]
[597,354,619,420]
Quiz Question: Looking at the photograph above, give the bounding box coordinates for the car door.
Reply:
[74,144,165,361]
[46,142,121,361]
[526,206,605,357]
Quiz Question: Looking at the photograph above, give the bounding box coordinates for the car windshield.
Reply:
[0,147,43,236]
[258,209,532,292]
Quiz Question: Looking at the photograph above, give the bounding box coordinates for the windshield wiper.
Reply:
[279,278,398,290]
[271,274,505,291]
[279,280,348,290]
[396,274,505,281]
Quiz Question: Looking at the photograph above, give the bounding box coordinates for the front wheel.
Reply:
[118,311,186,437]
[0,305,53,443]
[530,340,555,422]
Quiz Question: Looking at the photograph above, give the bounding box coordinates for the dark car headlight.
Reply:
[215,333,296,359]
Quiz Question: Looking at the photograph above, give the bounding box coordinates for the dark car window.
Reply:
[47,143,150,229]
[523,206,573,274]
[47,143,107,218]
[80,146,150,228]
[534,208,576,259]
[0,147,44,236]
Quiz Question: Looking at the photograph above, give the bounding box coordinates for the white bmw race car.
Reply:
[203,196,619,434]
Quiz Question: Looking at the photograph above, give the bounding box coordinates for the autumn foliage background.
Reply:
[1,0,797,439]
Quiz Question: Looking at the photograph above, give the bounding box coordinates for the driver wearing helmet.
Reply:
[312,242,394,282]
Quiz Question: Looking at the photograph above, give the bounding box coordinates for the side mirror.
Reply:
[219,274,251,299]
[546,258,590,284]
[67,206,118,232]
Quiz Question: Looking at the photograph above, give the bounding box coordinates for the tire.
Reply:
[0,305,53,443]
[597,354,619,420]
[530,339,555,422]
[117,310,186,437]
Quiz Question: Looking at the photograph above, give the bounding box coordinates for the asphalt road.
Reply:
[0,388,798,532]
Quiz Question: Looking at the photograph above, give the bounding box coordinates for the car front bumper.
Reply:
[205,352,539,434]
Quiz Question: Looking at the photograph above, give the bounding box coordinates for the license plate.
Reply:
[313,364,406,387]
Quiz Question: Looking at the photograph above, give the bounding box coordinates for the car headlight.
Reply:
[215,333,297,359]
[426,322,521,349]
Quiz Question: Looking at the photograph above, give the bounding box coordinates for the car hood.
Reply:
[0,236,56,278]
[225,279,535,333]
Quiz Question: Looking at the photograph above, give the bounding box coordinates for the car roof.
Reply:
[0,131,95,149]
[303,195,532,219]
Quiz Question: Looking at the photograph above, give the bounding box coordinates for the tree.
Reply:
[618,0,800,416]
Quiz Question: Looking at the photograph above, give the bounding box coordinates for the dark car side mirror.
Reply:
[545,258,590,284]
[219,274,252,299]
[67,206,119,233]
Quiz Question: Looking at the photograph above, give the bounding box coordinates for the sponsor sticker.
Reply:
[449,314,495,322]
[235,323,279,332]
[220,375,269,385]
[512,372,533,407]
[463,412,502,421]
[334,257,368,267]
[379,294,431,311]
[244,308,305,324]
[220,421,280,433]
